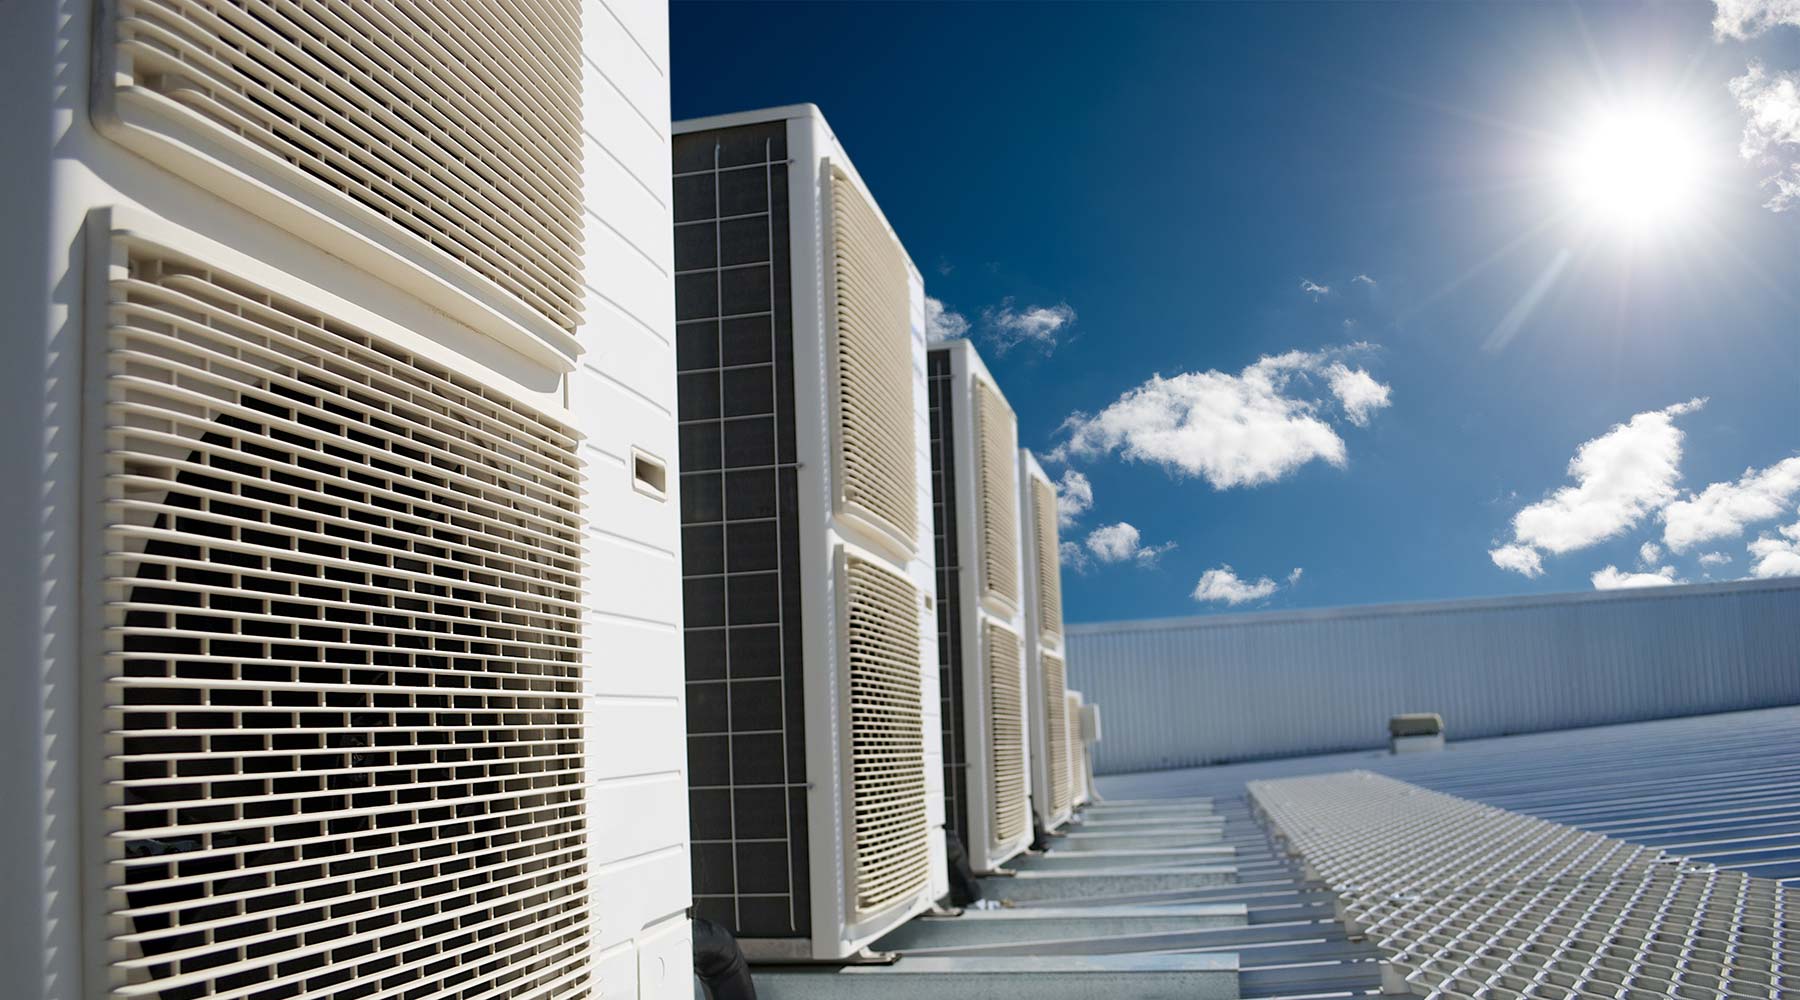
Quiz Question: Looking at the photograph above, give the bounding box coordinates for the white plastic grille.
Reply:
[1030,475,1062,643]
[842,553,930,915]
[1250,771,1797,999]
[1042,652,1070,815]
[98,238,589,1000]
[984,623,1027,846]
[973,379,1018,610]
[829,166,917,552]
[1065,692,1087,806]
[107,0,584,333]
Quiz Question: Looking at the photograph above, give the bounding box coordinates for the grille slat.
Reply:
[985,624,1027,846]
[100,238,588,1000]
[844,554,931,915]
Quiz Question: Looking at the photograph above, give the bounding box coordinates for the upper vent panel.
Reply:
[828,165,918,555]
[841,552,931,917]
[96,234,588,1000]
[101,0,585,344]
[974,380,1018,611]
[1031,475,1063,643]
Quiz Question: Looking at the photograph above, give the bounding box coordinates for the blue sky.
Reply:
[671,2,1800,622]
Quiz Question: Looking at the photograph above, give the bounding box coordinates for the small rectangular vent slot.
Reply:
[106,0,584,333]
[984,623,1027,846]
[632,448,668,500]
[829,166,917,552]
[1031,476,1062,643]
[974,379,1018,609]
[97,237,588,1000]
[843,553,930,915]
[1043,652,1071,815]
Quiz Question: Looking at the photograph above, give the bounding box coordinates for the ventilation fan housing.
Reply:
[672,106,946,961]
[1019,449,1074,832]
[925,341,1032,873]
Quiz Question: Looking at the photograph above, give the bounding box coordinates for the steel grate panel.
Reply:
[842,553,931,915]
[1250,771,1798,999]
[829,165,917,554]
[99,237,588,1000]
[984,623,1027,846]
[925,349,969,846]
[973,379,1017,611]
[105,0,585,335]
[1043,652,1070,816]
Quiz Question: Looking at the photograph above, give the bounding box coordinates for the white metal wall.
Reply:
[2,1,690,997]
[1068,579,1800,775]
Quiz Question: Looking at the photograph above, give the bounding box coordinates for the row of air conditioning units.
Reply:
[672,105,1102,961]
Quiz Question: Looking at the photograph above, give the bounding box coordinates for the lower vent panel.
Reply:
[985,624,1027,847]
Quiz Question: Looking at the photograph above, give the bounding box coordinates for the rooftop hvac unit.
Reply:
[1067,690,1092,807]
[81,212,599,1000]
[672,106,946,961]
[926,341,1032,872]
[1018,450,1073,832]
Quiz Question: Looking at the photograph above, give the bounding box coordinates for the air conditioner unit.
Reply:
[61,3,696,997]
[1067,689,1092,807]
[1018,450,1073,833]
[672,106,947,961]
[1080,699,1103,801]
[925,340,1032,873]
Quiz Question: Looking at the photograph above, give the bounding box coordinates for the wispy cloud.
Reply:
[925,296,970,342]
[1352,274,1377,287]
[1285,567,1305,585]
[1192,565,1282,605]
[1591,565,1682,590]
[1661,456,1800,552]
[1489,399,1705,576]
[1084,522,1176,567]
[1699,551,1734,567]
[1638,541,1663,566]
[1713,0,1800,39]
[1054,347,1390,490]
[982,299,1076,355]
[1747,512,1800,578]
[1300,278,1331,300]
[1059,540,1092,574]
[1055,469,1093,527]
[1728,62,1800,212]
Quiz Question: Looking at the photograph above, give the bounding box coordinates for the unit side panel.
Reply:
[671,122,814,941]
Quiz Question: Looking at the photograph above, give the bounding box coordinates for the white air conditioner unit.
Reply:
[1067,689,1092,807]
[672,106,947,961]
[925,340,1032,873]
[1018,450,1073,833]
[1080,699,1103,801]
[64,3,696,996]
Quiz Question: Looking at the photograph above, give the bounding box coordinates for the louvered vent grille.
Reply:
[1031,476,1062,643]
[984,624,1027,846]
[829,166,917,551]
[99,240,588,1000]
[974,380,1018,609]
[843,553,930,915]
[1043,652,1070,815]
[107,0,584,333]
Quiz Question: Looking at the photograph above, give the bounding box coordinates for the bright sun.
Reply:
[1559,105,1707,233]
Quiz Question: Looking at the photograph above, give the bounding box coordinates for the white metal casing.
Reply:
[1018,449,1074,833]
[9,3,694,998]
[1067,690,1092,807]
[929,339,1033,872]
[671,105,948,960]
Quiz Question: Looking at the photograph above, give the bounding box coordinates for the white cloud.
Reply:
[1084,522,1176,567]
[1300,278,1330,299]
[1324,363,1392,427]
[1698,551,1733,567]
[925,296,970,342]
[1592,565,1682,590]
[1352,274,1377,286]
[1713,0,1800,39]
[1489,399,1705,575]
[1638,541,1663,566]
[1059,539,1092,574]
[1728,62,1800,212]
[1661,457,1800,551]
[1054,348,1389,490]
[1285,567,1305,585]
[1747,513,1800,578]
[982,299,1076,354]
[1055,469,1093,527]
[1489,543,1545,578]
[1192,565,1280,605]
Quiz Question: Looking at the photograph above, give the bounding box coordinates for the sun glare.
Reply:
[1559,105,1707,234]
